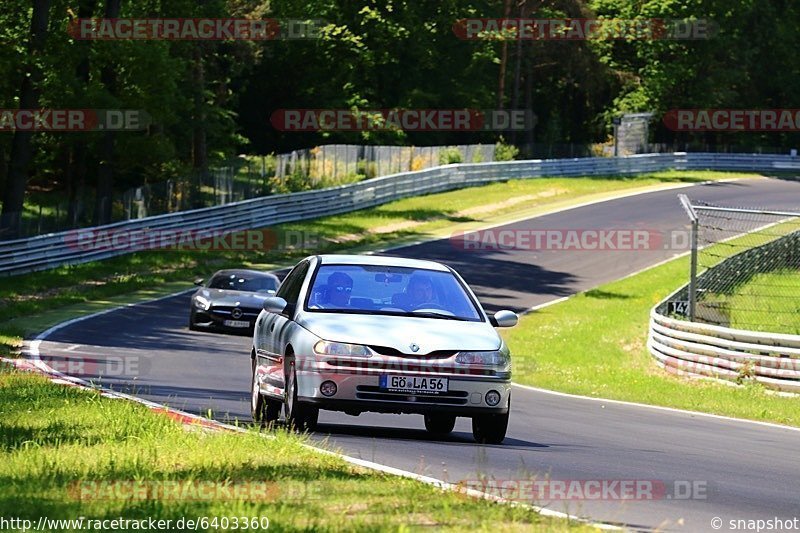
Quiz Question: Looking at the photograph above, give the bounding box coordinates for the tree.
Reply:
[0,0,51,239]
[93,0,121,225]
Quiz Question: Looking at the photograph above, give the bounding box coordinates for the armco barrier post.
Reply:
[689,218,698,321]
[678,194,699,321]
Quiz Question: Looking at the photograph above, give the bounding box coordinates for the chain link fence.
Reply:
[7,143,800,241]
[663,196,800,334]
[273,144,496,182]
[8,144,499,240]
[119,164,272,221]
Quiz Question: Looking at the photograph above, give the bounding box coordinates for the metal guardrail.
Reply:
[648,308,800,394]
[3,152,800,276]
[647,205,800,393]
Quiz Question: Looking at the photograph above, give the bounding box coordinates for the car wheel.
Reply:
[251,359,280,426]
[285,364,318,432]
[424,413,456,436]
[471,397,510,444]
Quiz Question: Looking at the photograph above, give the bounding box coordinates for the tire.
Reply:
[471,397,510,444]
[424,413,456,436]
[251,358,280,426]
[284,363,318,432]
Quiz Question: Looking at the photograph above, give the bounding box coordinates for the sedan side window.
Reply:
[276,261,310,306]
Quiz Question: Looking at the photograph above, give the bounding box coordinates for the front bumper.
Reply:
[294,357,511,416]
[193,308,258,331]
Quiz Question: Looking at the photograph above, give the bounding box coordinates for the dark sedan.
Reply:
[189,269,280,333]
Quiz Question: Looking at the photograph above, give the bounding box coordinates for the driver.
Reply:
[325,271,353,307]
[407,275,435,307]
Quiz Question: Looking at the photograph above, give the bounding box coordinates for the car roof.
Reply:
[212,269,279,279]
[315,254,449,272]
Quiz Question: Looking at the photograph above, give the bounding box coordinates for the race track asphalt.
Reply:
[34,178,800,531]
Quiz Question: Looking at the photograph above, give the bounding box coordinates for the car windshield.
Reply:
[208,274,277,293]
[305,265,482,321]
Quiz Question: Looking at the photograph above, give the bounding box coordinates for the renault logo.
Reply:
[409,343,420,353]
[231,308,243,319]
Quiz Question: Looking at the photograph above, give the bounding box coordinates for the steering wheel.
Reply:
[413,301,448,311]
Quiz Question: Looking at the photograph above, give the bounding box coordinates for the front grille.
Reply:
[326,360,497,376]
[210,306,260,318]
[355,385,469,405]
[368,345,457,358]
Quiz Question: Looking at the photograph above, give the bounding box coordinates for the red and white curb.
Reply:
[0,355,237,434]
[1,352,621,530]
[4,291,621,530]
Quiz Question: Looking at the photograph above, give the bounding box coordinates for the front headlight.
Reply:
[314,340,372,358]
[455,350,509,366]
[194,296,211,311]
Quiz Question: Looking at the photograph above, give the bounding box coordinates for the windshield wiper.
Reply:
[408,310,469,321]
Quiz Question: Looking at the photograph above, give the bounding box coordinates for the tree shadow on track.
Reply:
[381,247,580,313]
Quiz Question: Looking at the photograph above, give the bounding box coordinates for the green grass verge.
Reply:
[0,170,756,329]
[0,365,582,532]
[703,269,800,334]
[0,170,789,527]
[0,170,778,408]
[282,170,750,243]
[502,255,800,427]
[0,170,766,360]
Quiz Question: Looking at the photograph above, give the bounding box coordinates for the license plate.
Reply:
[379,375,448,394]
[223,320,250,328]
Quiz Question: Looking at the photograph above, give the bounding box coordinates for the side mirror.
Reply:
[193,278,204,286]
[263,296,288,314]
[490,310,518,328]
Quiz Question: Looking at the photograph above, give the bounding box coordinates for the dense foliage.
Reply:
[1,0,799,236]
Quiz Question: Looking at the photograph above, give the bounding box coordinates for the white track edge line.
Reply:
[5,351,622,530]
[517,278,800,434]
[370,177,753,255]
[20,321,621,530]
[15,176,784,530]
[22,175,799,435]
[304,443,622,530]
[512,382,800,433]
[20,289,619,527]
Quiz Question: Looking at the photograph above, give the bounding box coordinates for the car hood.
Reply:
[296,312,500,354]
[196,289,271,308]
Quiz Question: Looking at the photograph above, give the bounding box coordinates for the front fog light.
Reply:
[320,380,337,397]
[485,390,501,406]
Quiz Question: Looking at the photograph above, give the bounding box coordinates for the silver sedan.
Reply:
[190,269,280,333]
[250,254,518,444]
